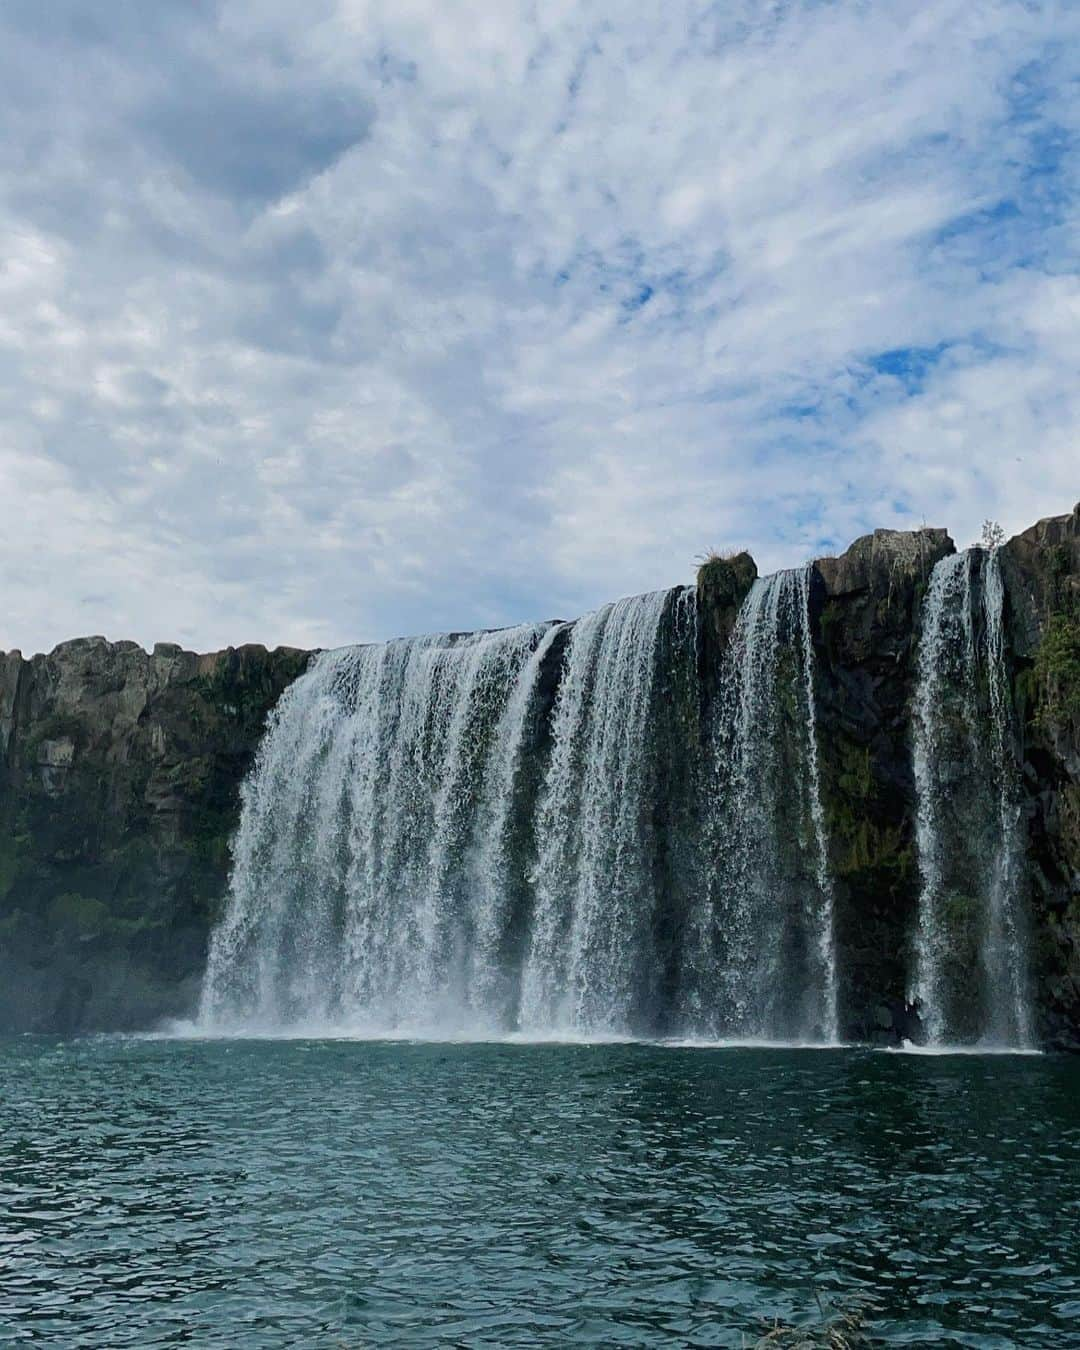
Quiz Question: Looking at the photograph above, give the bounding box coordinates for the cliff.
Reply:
[1004,505,1080,1048]
[813,527,954,1044]
[2,504,1078,1044]
[0,640,310,1031]
[694,508,1080,1049]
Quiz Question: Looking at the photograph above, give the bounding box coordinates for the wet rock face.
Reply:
[690,512,1080,1049]
[809,510,1080,1049]
[810,528,954,1043]
[0,639,311,1032]
[1003,505,1080,1049]
[695,551,757,699]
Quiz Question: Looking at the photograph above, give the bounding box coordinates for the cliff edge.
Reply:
[0,640,311,1030]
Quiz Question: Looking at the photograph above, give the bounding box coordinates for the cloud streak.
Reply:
[0,0,1076,653]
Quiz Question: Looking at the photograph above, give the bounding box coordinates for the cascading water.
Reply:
[199,623,558,1032]
[200,573,846,1041]
[465,622,569,1024]
[519,589,693,1036]
[199,590,698,1037]
[679,566,838,1043]
[911,548,1032,1047]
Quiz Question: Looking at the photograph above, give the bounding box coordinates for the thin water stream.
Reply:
[911,548,1032,1047]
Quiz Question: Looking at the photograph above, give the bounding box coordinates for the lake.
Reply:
[3,1038,1079,1346]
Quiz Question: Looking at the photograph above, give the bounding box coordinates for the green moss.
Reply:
[820,600,843,656]
[821,739,913,889]
[942,890,978,930]
[1032,613,1080,730]
[49,892,111,937]
[837,820,910,877]
[24,713,85,757]
[695,551,736,589]
[191,650,309,738]
[837,744,872,800]
[695,551,756,606]
[0,831,30,900]
[1015,666,1038,724]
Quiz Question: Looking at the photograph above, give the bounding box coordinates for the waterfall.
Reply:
[680,567,838,1043]
[199,623,557,1032]
[199,591,697,1036]
[911,549,1032,1047]
[519,589,693,1036]
[200,575,848,1041]
[983,554,1034,1046]
[466,622,570,1024]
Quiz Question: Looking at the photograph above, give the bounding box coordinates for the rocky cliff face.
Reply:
[0,640,310,1031]
[2,505,1078,1044]
[694,510,1080,1049]
[1002,505,1080,1048]
[812,527,954,1044]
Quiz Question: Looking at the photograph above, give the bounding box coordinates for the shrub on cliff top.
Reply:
[696,548,756,596]
[695,547,751,592]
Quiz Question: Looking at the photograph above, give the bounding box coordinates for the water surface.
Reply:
[3,1039,1078,1346]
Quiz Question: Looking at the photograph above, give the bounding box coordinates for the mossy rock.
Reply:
[1033,613,1080,731]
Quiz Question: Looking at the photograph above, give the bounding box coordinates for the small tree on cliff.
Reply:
[980,519,1006,551]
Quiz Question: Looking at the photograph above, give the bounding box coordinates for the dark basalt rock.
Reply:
[695,551,757,700]
[810,527,953,1042]
[688,513,1080,1048]
[1002,504,1080,1049]
[0,640,311,1032]
[801,508,1079,1048]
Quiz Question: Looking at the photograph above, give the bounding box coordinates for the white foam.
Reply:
[881,1039,1042,1058]
[134,1023,850,1050]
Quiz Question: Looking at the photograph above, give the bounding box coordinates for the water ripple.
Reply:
[1,1039,1078,1346]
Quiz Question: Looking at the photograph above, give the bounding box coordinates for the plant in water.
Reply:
[750,1293,878,1347]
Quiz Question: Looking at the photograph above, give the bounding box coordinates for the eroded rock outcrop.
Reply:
[1003,505,1080,1048]
[0,639,310,1031]
[686,512,1080,1048]
[810,527,955,1043]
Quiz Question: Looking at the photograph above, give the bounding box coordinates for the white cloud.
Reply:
[0,0,1076,653]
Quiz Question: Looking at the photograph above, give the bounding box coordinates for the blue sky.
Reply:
[1,0,1077,654]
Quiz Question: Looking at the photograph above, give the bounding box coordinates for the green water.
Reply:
[2,1039,1078,1347]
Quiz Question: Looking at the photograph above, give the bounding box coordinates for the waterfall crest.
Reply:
[911,548,1032,1047]
[681,566,838,1042]
[200,576,843,1041]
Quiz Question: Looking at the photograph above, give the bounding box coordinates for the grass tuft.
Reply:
[695,547,748,588]
[749,1295,879,1348]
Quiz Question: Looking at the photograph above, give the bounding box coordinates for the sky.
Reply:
[1,0,1077,655]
